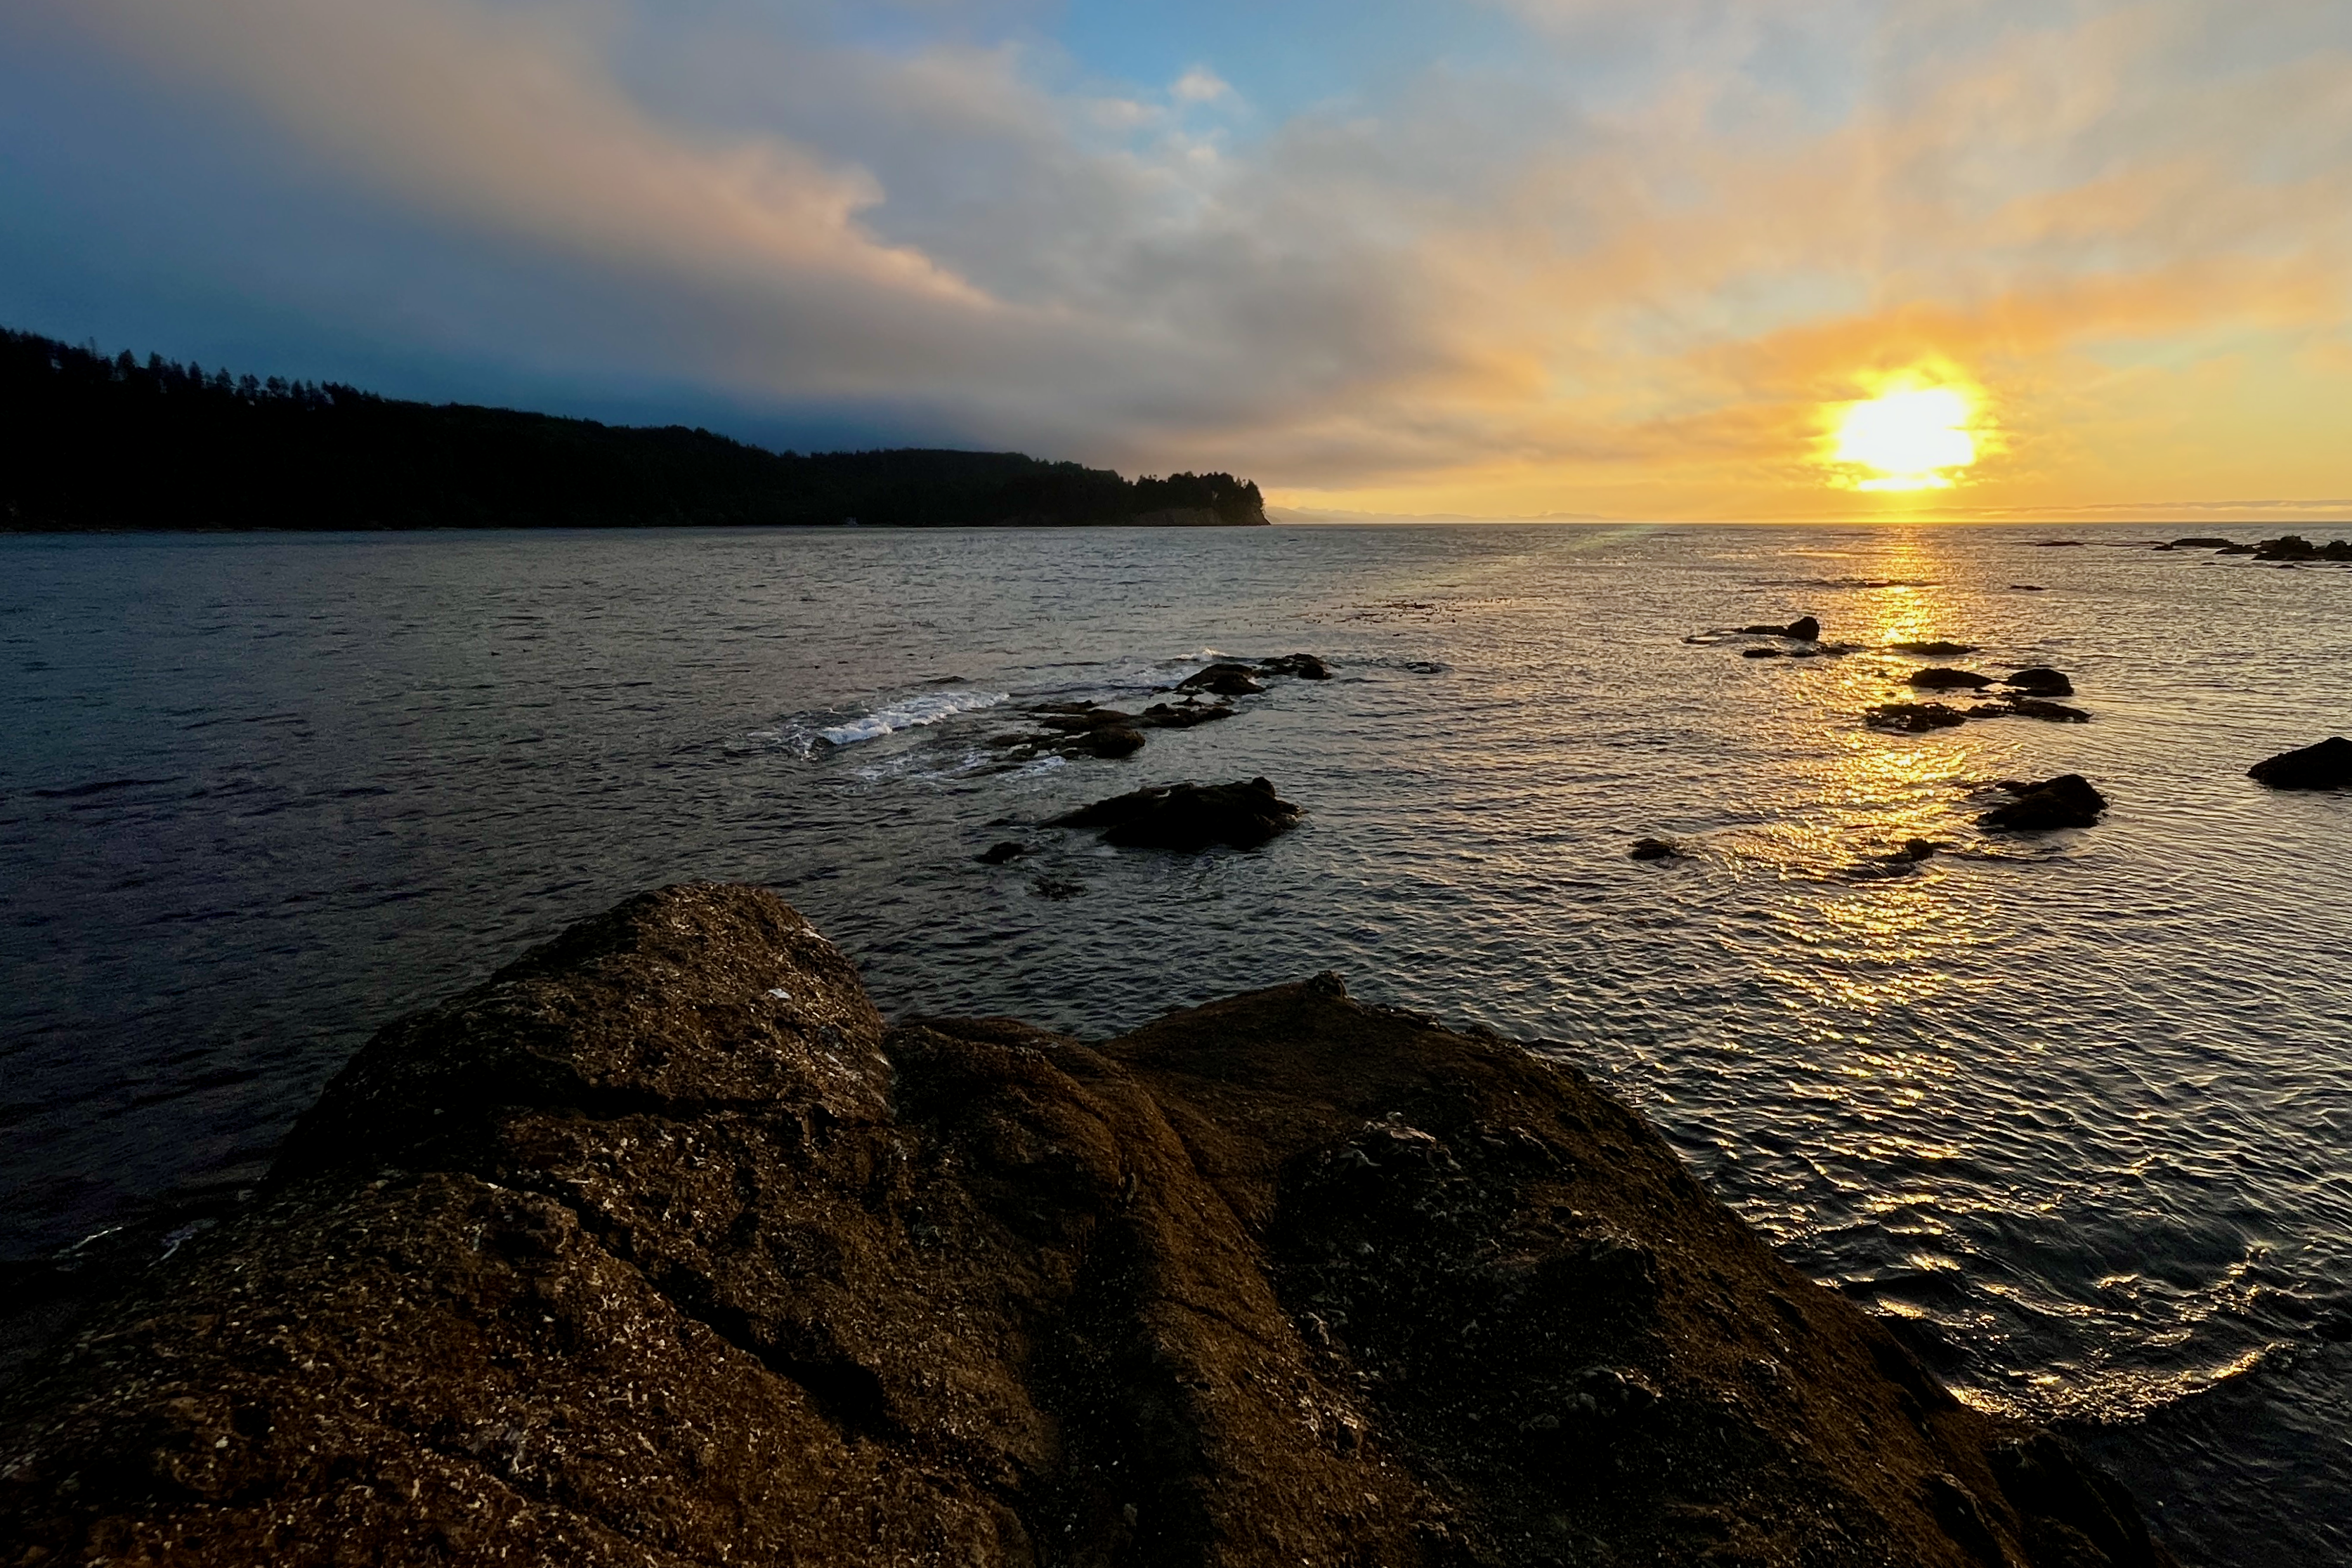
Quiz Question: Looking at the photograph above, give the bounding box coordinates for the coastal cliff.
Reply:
[0,885,2174,1566]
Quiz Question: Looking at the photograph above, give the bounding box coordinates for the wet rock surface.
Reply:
[1889,640,1980,656]
[1628,837,1686,861]
[2247,736,2352,790]
[1980,774,2109,830]
[1050,776,1304,851]
[0,885,2178,1568]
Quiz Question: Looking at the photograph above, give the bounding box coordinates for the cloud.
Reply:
[8,0,2352,514]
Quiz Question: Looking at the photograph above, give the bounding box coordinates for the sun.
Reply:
[1827,383,1979,491]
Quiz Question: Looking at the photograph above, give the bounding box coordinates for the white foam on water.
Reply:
[818,689,1007,747]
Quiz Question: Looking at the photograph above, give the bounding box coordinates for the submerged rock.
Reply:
[1909,667,1997,691]
[975,840,1028,865]
[2247,736,2352,790]
[1628,837,1685,861]
[1866,702,1971,732]
[1888,639,1979,656]
[1742,647,1786,659]
[2003,667,2075,697]
[1051,776,1302,850]
[0,884,2182,1568]
[2171,537,2234,549]
[1257,653,1333,679]
[1029,875,1086,899]
[1980,774,2108,830]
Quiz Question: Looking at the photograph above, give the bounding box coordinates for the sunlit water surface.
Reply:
[4,524,2346,1564]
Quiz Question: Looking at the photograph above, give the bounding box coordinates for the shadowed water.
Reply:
[3,523,2346,1563]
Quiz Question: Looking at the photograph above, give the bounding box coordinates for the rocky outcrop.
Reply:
[0,886,2178,1567]
[2250,535,2352,562]
[1980,775,2108,830]
[2247,736,2352,790]
[1888,640,1978,656]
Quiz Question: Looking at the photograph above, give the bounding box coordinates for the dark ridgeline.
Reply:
[0,328,1267,530]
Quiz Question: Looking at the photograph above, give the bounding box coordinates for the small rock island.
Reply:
[0,886,2176,1565]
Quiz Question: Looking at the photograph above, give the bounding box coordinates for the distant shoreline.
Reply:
[2,326,1267,533]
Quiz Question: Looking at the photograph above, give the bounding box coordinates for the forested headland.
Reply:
[1,328,1267,531]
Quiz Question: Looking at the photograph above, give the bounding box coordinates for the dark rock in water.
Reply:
[1257,653,1332,679]
[1742,647,1786,659]
[1139,700,1234,729]
[1178,661,1267,697]
[1897,838,1940,862]
[2030,540,2084,547]
[0,882,2181,1568]
[2011,584,2047,591]
[1740,615,1821,641]
[2005,698,2090,724]
[2247,736,2352,790]
[1909,667,1997,691]
[1029,875,1086,899]
[1980,774,2108,830]
[1020,703,1151,758]
[2003,667,2074,696]
[976,840,1028,865]
[2172,537,2234,549]
[1084,726,1146,757]
[1865,702,1971,732]
[1629,837,1685,861]
[1889,639,1979,656]
[1031,701,1141,733]
[2252,535,2352,562]
[2216,542,2258,555]
[1052,775,1302,850]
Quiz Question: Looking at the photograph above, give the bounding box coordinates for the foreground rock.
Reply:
[1051,776,1302,850]
[0,886,2178,1567]
[2247,736,2352,790]
[1981,774,2109,830]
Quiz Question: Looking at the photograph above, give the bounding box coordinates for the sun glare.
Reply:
[1829,385,1978,492]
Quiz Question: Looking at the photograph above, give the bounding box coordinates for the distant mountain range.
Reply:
[1,328,1266,532]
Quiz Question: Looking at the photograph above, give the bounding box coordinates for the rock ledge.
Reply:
[0,886,2176,1567]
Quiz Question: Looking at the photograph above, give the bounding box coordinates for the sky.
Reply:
[4,0,2350,521]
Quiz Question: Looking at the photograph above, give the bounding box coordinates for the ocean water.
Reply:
[3,523,2346,1562]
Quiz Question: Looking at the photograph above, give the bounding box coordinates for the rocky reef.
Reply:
[0,885,2176,1567]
